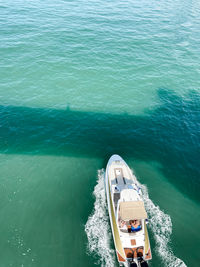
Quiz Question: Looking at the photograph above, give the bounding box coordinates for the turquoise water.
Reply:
[0,0,200,266]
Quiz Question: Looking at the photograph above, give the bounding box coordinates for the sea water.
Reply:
[0,0,200,266]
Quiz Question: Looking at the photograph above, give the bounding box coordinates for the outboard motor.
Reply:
[137,250,149,267]
[139,259,148,267]
[129,261,137,267]
[138,257,149,267]
[128,252,138,267]
[141,260,149,267]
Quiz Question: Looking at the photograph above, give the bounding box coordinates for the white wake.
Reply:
[139,182,186,267]
[85,169,115,267]
[85,169,187,267]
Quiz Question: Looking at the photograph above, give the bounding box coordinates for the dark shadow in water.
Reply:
[0,88,199,202]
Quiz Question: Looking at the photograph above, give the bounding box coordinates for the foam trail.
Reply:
[85,169,115,267]
[139,182,187,267]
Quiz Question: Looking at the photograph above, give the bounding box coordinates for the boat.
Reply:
[105,155,152,267]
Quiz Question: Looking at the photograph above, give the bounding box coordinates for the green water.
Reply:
[0,0,200,266]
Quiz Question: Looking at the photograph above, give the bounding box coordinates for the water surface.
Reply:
[0,0,200,266]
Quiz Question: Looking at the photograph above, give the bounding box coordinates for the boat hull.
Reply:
[105,155,151,266]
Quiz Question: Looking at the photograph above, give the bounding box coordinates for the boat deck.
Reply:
[108,161,136,186]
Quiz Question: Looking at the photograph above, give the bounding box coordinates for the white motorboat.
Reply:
[105,155,152,267]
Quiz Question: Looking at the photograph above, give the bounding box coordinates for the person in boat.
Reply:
[130,220,141,232]
[120,220,127,230]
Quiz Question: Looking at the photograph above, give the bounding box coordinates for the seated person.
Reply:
[130,220,141,232]
[120,220,127,230]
